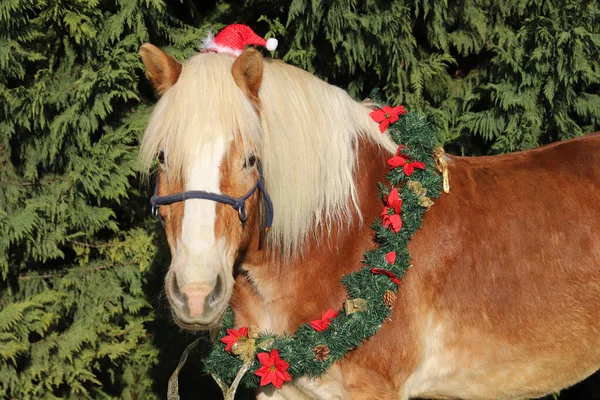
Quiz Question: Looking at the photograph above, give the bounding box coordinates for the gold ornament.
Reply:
[231,338,256,363]
[407,180,434,209]
[344,298,368,315]
[383,290,397,307]
[230,324,261,362]
[312,345,330,361]
[434,147,450,193]
[407,180,427,196]
[418,196,434,208]
[248,324,260,338]
[256,337,275,351]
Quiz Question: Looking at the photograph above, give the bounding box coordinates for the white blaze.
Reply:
[177,137,227,285]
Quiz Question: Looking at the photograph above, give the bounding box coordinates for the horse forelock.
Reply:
[139,52,262,182]
[140,52,397,258]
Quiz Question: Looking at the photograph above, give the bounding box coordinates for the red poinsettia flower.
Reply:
[386,188,402,213]
[369,105,407,133]
[403,161,426,176]
[381,206,402,233]
[385,251,396,264]
[387,146,426,176]
[255,349,292,388]
[387,153,408,169]
[370,268,402,285]
[387,155,425,177]
[310,308,339,332]
[220,327,249,352]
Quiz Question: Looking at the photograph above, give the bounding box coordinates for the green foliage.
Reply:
[0,0,202,398]
[2,0,598,398]
[244,0,600,154]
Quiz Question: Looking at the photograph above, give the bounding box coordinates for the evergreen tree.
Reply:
[0,1,202,397]
[1,0,598,398]
[248,0,600,153]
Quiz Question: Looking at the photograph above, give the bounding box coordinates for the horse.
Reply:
[138,43,600,399]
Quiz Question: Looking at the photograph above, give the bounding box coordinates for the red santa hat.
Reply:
[202,24,278,57]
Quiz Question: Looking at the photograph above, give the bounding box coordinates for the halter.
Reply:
[150,161,274,231]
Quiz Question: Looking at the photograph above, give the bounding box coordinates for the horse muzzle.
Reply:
[165,270,230,330]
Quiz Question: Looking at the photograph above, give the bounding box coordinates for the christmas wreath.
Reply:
[173,94,445,397]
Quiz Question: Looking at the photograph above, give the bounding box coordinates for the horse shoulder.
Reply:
[387,134,600,399]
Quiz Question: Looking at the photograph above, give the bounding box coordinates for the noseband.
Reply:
[150,161,274,231]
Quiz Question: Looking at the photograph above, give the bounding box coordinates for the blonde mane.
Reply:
[140,52,396,256]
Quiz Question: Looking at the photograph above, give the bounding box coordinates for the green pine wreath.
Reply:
[202,95,443,389]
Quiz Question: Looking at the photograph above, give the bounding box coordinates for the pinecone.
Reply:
[312,344,330,361]
[383,290,397,307]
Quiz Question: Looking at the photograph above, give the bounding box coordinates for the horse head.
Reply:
[139,38,396,333]
[139,45,268,330]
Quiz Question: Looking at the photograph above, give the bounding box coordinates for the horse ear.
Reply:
[139,43,182,96]
[231,48,264,107]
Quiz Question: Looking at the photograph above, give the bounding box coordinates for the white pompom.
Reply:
[265,38,278,51]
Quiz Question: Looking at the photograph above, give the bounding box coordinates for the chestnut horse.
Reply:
[139,44,600,399]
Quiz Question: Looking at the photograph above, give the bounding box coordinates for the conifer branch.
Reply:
[18,261,137,281]
[70,240,121,249]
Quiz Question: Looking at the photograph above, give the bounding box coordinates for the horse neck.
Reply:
[236,137,391,333]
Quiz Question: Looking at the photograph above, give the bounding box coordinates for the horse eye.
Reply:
[158,151,165,164]
[246,154,257,168]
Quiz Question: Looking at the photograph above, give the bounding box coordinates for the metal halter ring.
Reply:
[151,204,160,219]
[238,206,248,223]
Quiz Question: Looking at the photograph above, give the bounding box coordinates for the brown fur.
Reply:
[215,136,262,250]
[156,169,184,254]
[231,134,600,399]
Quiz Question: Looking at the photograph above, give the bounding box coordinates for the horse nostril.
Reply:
[208,274,223,308]
[208,293,217,308]
[170,272,183,304]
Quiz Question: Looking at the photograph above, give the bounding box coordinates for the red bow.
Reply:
[370,268,402,285]
[310,308,339,332]
[381,206,402,233]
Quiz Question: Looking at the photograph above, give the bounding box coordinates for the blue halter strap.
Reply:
[150,161,274,231]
